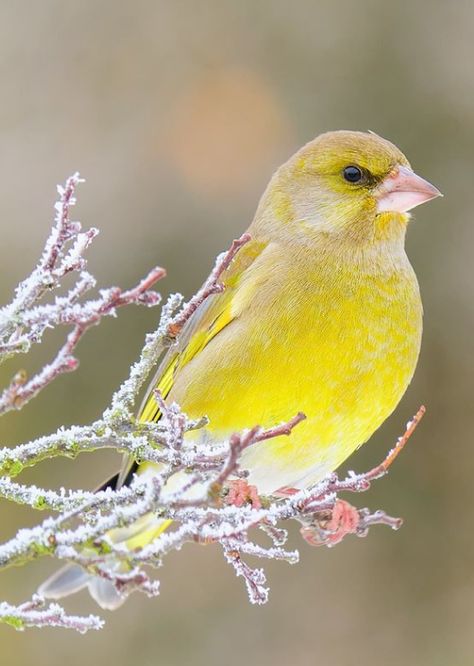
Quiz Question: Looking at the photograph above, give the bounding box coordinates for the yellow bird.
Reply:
[40,130,441,608]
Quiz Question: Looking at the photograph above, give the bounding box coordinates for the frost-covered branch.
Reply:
[0,595,103,633]
[0,173,164,415]
[0,407,423,614]
[0,174,426,632]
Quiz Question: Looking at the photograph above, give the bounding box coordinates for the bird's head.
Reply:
[256,130,441,245]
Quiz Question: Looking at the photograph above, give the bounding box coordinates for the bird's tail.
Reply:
[38,460,171,610]
[38,515,171,610]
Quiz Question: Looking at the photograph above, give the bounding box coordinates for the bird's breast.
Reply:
[173,242,423,492]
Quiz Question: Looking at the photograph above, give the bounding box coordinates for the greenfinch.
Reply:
[40,130,441,608]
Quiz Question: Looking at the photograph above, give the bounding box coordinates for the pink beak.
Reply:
[376,165,442,214]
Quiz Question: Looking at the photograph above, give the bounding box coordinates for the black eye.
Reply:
[343,165,363,183]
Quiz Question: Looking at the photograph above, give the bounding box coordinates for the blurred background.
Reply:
[0,1,472,664]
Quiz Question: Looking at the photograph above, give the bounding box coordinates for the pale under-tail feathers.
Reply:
[38,465,171,610]
[38,514,170,610]
[38,563,125,611]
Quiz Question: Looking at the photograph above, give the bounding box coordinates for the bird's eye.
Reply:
[343,165,363,183]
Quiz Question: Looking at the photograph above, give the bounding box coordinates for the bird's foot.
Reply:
[274,485,299,497]
[225,479,262,509]
[300,499,361,547]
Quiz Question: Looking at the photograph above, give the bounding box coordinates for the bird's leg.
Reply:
[224,479,262,509]
[274,486,361,545]
[194,479,261,545]
[299,499,361,547]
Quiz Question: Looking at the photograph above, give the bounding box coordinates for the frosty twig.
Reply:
[0,595,103,633]
[0,173,164,415]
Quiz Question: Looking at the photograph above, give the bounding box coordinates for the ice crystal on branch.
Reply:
[0,175,425,631]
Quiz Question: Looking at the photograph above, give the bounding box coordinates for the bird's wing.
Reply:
[116,237,267,487]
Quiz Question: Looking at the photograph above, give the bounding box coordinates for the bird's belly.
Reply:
[172,269,422,493]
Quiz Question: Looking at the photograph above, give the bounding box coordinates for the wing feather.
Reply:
[116,237,267,487]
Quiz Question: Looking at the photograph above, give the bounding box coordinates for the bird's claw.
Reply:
[225,479,262,509]
[300,498,361,547]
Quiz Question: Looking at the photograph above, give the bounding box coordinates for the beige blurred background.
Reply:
[0,1,472,665]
